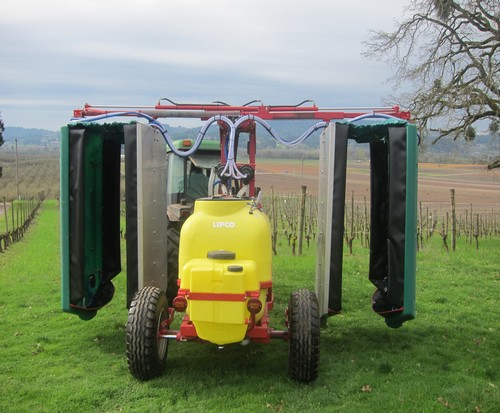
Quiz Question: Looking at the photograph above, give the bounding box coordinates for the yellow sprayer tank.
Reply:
[178,197,272,345]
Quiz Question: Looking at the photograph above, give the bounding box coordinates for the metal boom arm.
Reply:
[73,100,411,122]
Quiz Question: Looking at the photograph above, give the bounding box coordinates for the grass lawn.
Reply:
[0,201,498,412]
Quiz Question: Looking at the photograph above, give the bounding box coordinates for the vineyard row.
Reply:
[261,188,500,254]
[0,198,43,253]
[1,190,496,256]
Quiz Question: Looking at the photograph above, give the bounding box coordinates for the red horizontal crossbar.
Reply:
[74,102,411,121]
[187,292,247,301]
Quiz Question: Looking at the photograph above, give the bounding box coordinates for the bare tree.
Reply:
[363,0,499,168]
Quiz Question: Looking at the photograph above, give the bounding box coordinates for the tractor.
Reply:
[126,124,320,382]
[61,100,417,383]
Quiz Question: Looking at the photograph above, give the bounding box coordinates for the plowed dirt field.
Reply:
[256,160,500,211]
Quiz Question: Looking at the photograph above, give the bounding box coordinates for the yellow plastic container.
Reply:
[178,198,272,345]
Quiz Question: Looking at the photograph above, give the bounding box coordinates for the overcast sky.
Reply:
[1,0,408,131]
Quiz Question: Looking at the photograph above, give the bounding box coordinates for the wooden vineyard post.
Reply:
[306,194,314,248]
[297,185,307,255]
[425,206,430,241]
[469,203,473,245]
[418,201,423,251]
[465,209,469,244]
[363,195,369,248]
[0,198,5,253]
[271,186,277,255]
[440,212,449,252]
[11,200,15,242]
[450,189,456,252]
[3,197,8,234]
[346,191,355,255]
[474,213,479,250]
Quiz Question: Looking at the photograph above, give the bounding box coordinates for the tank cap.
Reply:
[227,265,243,273]
[207,250,236,260]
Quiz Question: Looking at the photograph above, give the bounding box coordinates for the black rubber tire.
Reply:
[126,286,169,380]
[288,289,320,383]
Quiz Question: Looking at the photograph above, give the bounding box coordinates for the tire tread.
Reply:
[126,286,168,380]
[288,288,320,383]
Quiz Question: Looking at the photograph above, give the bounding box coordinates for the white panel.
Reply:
[315,125,335,318]
[136,124,168,290]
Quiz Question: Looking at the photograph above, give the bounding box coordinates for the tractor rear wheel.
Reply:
[126,286,169,380]
[288,289,320,383]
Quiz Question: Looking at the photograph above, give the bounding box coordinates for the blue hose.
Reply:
[72,111,415,178]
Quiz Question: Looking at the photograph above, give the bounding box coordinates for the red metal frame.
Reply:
[81,100,409,347]
[74,101,411,122]
[162,282,287,344]
[73,100,409,200]
[161,302,288,344]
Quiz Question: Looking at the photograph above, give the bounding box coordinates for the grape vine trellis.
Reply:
[262,188,499,255]
[1,197,43,253]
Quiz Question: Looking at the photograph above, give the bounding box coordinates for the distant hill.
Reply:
[3,124,497,164]
[3,121,323,148]
[3,125,211,145]
[419,132,498,164]
[4,127,59,145]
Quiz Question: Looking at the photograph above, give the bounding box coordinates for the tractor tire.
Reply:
[288,289,320,383]
[126,286,169,380]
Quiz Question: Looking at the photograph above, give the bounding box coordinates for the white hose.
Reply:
[71,111,329,180]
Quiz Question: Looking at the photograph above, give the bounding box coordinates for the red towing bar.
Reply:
[73,99,411,122]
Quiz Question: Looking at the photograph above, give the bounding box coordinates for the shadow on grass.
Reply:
[321,321,459,356]
[319,317,499,380]
[167,340,288,380]
[95,325,290,384]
